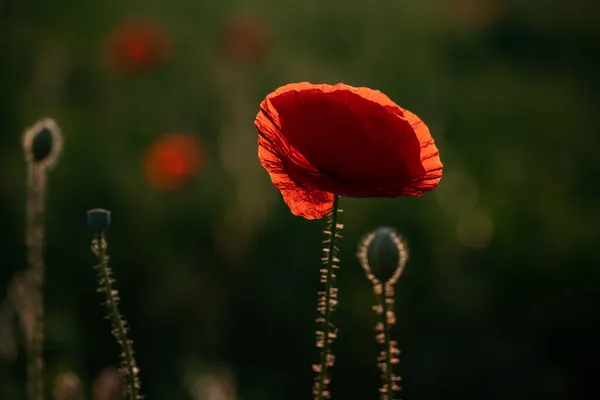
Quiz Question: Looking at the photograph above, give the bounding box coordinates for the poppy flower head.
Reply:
[220,14,269,63]
[255,82,443,219]
[23,118,63,169]
[106,19,172,73]
[144,133,203,190]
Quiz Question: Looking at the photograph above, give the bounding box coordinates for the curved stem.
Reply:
[314,195,342,400]
[93,234,140,400]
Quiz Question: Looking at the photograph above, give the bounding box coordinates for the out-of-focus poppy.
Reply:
[254,82,443,219]
[220,14,268,63]
[144,133,203,190]
[450,0,501,29]
[105,19,171,73]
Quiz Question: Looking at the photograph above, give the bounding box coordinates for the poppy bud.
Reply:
[31,127,53,162]
[87,209,111,233]
[357,227,408,285]
[23,118,63,168]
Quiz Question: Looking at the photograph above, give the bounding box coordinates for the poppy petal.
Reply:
[259,145,334,219]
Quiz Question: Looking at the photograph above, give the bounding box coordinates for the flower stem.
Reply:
[25,165,47,400]
[313,195,342,400]
[375,283,400,400]
[381,285,393,400]
[91,234,140,400]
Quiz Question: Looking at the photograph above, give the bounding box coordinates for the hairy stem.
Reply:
[375,284,400,400]
[92,234,140,400]
[314,195,342,400]
[381,285,393,400]
[25,165,47,400]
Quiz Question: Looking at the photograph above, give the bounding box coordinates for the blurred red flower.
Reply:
[255,82,443,219]
[106,20,171,73]
[450,0,502,28]
[220,14,269,63]
[144,133,203,190]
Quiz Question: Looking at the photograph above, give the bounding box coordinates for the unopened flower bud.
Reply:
[357,227,408,285]
[23,118,63,167]
[87,209,111,233]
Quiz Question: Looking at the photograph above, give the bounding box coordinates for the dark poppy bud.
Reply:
[23,118,63,168]
[31,127,53,162]
[87,209,111,233]
[357,227,408,285]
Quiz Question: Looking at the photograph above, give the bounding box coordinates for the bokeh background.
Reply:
[1,0,600,399]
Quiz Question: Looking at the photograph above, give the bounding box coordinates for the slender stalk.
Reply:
[17,118,62,400]
[379,284,394,400]
[357,227,406,400]
[91,234,140,400]
[313,195,342,400]
[25,164,47,400]
[373,282,401,400]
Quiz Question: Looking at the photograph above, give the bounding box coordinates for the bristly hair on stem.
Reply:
[373,283,401,400]
[313,195,343,400]
[88,211,141,400]
[357,227,408,400]
[10,118,63,400]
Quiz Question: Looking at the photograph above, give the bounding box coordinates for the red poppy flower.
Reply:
[254,82,443,219]
[106,20,171,73]
[144,133,203,190]
[220,14,269,63]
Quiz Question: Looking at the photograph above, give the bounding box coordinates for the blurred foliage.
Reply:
[1,0,600,399]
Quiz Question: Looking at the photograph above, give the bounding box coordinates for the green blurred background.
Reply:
[1,0,600,398]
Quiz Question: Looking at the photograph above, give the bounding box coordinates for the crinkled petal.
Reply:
[258,143,333,219]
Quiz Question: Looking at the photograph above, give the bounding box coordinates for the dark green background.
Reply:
[1,0,599,398]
